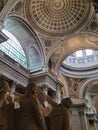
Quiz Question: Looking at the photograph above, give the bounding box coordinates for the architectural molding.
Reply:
[79,77,98,99]
[81,13,98,35]
[0,51,29,86]
[30,71,63,92]
[49,33,98,74]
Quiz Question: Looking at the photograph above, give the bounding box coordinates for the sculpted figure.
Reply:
[19,82,47,130]
[38,92,58,130]
[37,90,56,116]
[39,95,73,130]
[50,97,73,130]
[37,90,73,130]
[14,91,22,130]
[0,80,14,130]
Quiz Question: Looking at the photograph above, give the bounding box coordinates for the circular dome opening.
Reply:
[63,49,98,70]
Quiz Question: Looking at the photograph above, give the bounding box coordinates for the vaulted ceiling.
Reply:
[0,0,98,107]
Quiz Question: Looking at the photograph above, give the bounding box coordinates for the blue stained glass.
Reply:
[0,29,27,68]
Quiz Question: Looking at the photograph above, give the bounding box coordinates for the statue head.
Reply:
[0,80,10,95]
[61,97,73,109]
[25,82,40,96]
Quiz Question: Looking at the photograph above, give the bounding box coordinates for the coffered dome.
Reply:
[26,0,91,37]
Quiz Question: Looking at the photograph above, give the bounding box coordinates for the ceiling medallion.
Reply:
[51,0,65,11]
[27,0,90,37]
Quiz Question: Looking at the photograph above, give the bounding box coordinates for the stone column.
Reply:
[94,118,98,130]
[86,113,98,130]
[71,106,81,130]
[41,85,49,107]
[79,105,89,130]
[56,83,62,104]
[96,117,98,130]
[71,102,88,130]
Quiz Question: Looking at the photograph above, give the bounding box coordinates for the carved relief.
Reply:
[82,14,98,34]
[14,2,23,13]
[49,47,64,72]
[44,40,52,54]
[38,35,58,54]
[79,33,98,46]
[10,1,24,16]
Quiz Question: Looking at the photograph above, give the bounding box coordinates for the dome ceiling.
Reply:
[26,0,90,37]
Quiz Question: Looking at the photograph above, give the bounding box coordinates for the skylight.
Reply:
[63,49,98,69]
[76,50,83,57]
[86,49,93,56]
[0,29,27,68]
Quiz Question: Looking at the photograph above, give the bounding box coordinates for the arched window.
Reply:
[0,29,27,68]
[76,50,83,57]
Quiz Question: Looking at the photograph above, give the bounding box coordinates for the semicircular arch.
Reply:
[2,16,45,72]
[49,33,98,74]
[78,77,98,99]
